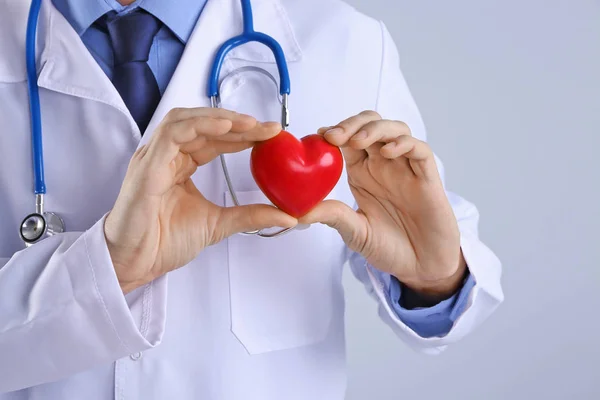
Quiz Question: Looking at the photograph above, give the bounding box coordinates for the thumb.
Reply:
[299,200,368,250]
[219,204,298,238]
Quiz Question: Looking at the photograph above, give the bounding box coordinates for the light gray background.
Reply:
[340,1,600,399]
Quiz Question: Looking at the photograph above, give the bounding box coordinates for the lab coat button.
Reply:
[130,352,142,361]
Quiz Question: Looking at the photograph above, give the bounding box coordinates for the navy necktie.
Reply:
[100,10,163,133]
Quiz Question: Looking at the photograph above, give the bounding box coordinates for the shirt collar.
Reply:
[52,0,207,44]
[140,0,207,43]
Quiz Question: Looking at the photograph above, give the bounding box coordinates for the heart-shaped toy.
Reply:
[250,131,344,218]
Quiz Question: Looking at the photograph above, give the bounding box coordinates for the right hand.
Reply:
[104,108,297,293]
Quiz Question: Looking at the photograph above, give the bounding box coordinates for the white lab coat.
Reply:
[0,0,504,398]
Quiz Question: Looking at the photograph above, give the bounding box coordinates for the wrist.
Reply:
[397,251,468,304]
[105,239,145,294]
[104,211,155,294]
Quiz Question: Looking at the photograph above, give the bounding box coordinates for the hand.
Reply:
[301,111,466,299]
[104,108,297,293]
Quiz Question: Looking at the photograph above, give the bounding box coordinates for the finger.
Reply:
[348,120,411,150]
[321,110,382,147]
[184,140,251,158]
[214,121,282,142]
[317,126,365,165]
[320,111,382,166]
[179,123,283,166]
[218,204,298,238]
[381,135,432,160]
[164,107,260,136]
[179,121,281,154]
[381,136,438,180]
[185,141,254,166]
[299,200,368,251]
[364,142,385,159]
[317,126,334,135]
[146,118,278,169]
[145,117,233,168]
[163,107,255,126]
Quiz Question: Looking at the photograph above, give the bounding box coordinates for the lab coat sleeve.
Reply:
[0,215,168,393]
[347,21,504,354]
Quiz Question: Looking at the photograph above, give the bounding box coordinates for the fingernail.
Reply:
[352,130,368,140]
[382,142,396,149]
[325,127,343,135]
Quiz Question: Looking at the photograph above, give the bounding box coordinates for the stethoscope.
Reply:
[20,0,292,246]
[19,0,65,247]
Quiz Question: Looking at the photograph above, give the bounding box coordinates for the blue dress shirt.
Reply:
[52,0,207,95]
[52,0,473,338]
[389,272,475,337]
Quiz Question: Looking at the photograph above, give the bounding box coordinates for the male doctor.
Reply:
[0,0,504,398]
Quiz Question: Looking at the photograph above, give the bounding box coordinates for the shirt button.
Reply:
[130,352,142,361]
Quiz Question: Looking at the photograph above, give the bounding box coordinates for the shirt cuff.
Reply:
[388,272,476,338]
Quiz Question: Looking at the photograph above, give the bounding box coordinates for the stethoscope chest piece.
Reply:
[19,211,65,247]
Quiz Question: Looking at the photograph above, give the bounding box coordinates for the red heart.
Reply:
[250,131,344,218]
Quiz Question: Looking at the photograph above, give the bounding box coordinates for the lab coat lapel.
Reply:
[142,0,303,146]
[34,0,137,136]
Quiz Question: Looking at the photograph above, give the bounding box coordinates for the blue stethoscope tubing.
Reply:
[207,0,291,98]
[26,0,45,196]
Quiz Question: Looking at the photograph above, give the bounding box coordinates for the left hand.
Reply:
[300,111,466,299]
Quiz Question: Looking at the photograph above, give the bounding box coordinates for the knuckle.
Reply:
[337,122,352,132]
[247,206,262,227]
[397,134,413,144]
[190,115,207,129]
[395,120,411,132]
[166,107,185,121]
[329,205,346,226]
[219,108,237,117]
[363,120,384,132]
[359,110,382,120]
[161,121,178,140]
[209,108,236,121]
[420,141,433,154]
[409,138,432,155]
